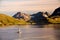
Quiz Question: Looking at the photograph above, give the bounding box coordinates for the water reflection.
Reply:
[17,24,60,28]
[56,31,60,40]
[0,24,60,40]
[17,24,60,40]
[54,29,60,40]
[53,24,60,40]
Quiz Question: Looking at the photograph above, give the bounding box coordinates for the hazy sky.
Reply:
[0,0,60,16]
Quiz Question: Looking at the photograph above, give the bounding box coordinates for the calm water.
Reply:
[0,24,60,40]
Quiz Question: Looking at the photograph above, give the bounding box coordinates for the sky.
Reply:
[0,0,60,16]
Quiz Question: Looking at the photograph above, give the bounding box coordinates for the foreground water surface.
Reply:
[0,24,60,40]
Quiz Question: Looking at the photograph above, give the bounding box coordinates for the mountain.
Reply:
[30,12,48,24]
[13,12,23,19]
[47,7,60,23]
[13,12,31,21]
[44,12,50,17]
[49,7,60,17]
[13,12,49,24]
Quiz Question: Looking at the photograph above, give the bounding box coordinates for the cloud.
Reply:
[0,0,60,12]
